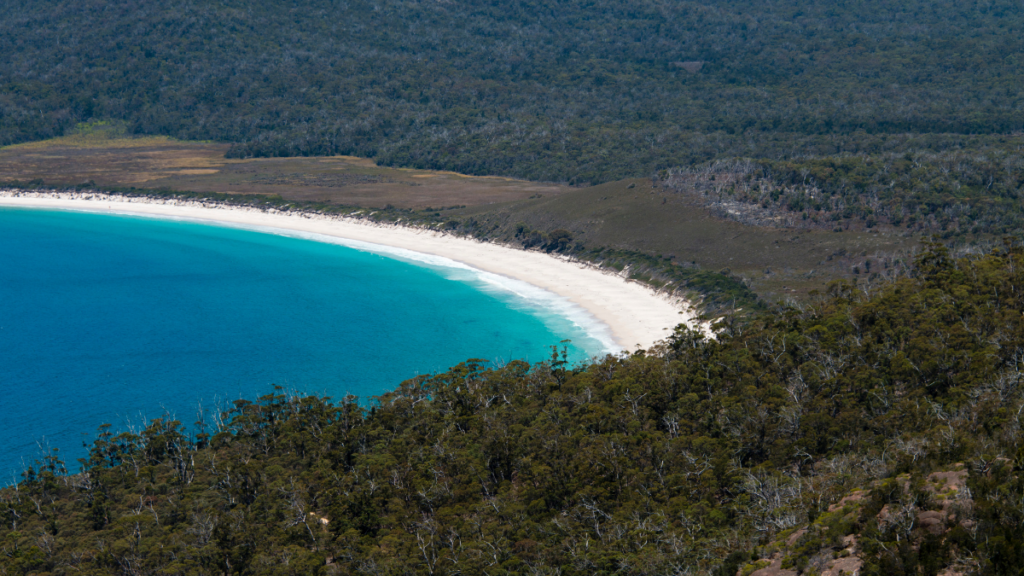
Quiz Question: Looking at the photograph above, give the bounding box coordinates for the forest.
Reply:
[0,0,1022,184]
[4,244,1024,575]
[5,0,1024,572]
[659,135,1024,239]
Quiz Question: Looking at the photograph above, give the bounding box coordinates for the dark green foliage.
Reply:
[1,0,1023,183]
[5,245,1024,573]
[662,138,1024,239]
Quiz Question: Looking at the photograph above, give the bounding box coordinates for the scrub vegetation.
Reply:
[4,245,1024,575]
[659,138,1024,238]
[4,0,1024,571]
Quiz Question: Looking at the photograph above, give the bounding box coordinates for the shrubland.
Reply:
[660,136,1024,239]
[4,243,1024,574]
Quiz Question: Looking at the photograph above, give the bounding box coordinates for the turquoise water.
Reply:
[0,208,610,480]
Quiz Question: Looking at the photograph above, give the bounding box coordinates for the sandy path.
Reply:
[1,191,699,352]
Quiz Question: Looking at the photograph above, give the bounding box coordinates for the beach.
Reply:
[0,190,699,351]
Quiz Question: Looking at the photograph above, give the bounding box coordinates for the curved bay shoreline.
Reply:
[0,190,701,351]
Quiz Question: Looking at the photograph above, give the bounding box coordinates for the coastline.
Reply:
[0,190,700,351]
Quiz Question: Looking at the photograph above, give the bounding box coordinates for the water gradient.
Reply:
[0,208,611,479]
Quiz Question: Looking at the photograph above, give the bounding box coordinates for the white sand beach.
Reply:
[0,191,701,352]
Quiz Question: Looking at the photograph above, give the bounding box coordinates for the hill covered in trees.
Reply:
[4,1,1024,572]
[1,0,1022,184]
[659,136,1024,239]
[4,244,1024,574]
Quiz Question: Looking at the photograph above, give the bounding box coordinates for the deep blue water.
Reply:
[0,208,610,480]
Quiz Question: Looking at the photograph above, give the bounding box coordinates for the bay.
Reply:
[0,208,608,479]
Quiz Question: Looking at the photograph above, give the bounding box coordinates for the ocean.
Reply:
[0,208,612,480]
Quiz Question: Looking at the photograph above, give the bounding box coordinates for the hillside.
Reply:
[3,244,1024,574]
[4,1,1024,572]
[1,0,1022,183]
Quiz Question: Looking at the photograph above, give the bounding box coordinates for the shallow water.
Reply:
[0,208,609,479]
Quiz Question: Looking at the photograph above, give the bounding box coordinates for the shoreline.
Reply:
[0,190,700,351]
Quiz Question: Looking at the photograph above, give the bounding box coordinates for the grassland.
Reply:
[0,126,565,209]
[0,130,916,305]
[452,180,917,302]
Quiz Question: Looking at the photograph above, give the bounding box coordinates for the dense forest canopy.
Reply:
[1,0,1022,182]
[659,138,1024,238]
[4,244,1024,574]
[6,2,1024,572]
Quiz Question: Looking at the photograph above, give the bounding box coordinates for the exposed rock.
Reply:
[823,554,863,576]
[918,510,946,535]
[827,489,865,512]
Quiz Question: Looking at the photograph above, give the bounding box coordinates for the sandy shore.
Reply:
[0,190,699,352]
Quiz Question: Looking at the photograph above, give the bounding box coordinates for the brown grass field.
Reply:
[0,130,916,302]
[0,130,565,209]
[457,178,916,302]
